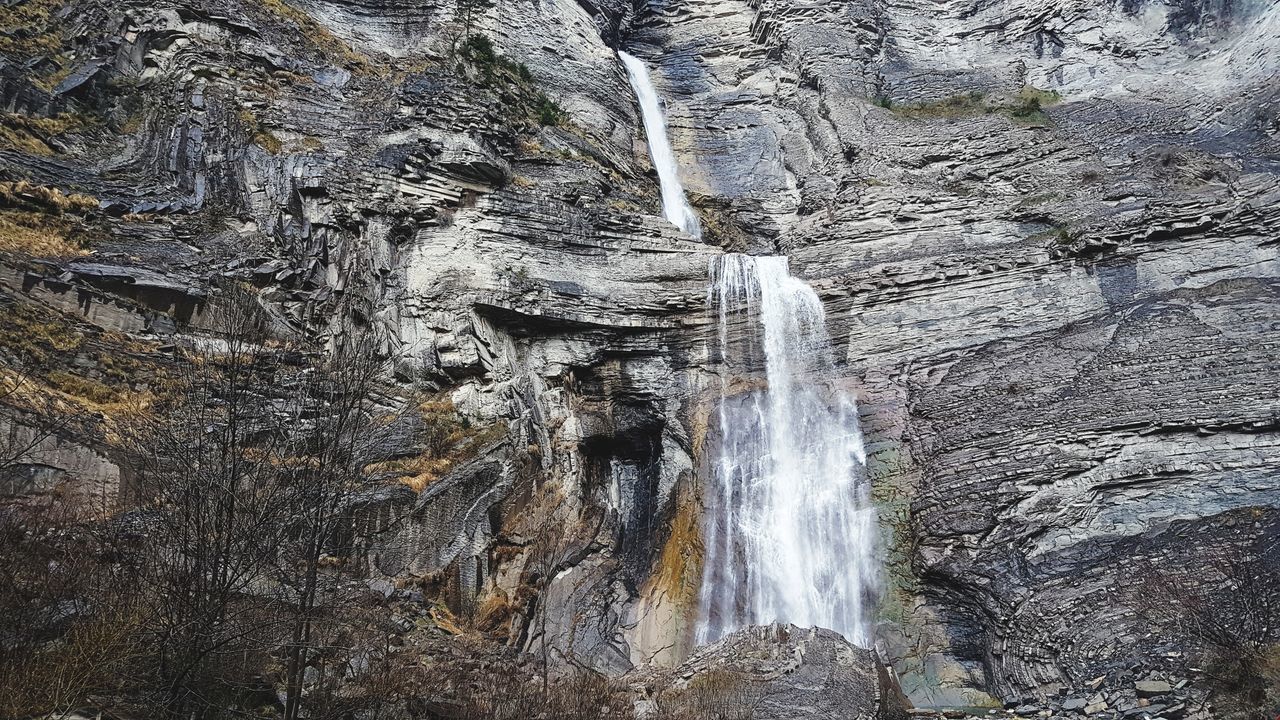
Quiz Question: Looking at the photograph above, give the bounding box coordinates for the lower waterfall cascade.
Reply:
[695,254,879,648]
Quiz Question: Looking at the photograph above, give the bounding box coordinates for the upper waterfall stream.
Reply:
[696,254,879,647]
[618,51,702,239]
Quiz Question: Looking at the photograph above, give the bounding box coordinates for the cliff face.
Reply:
[625,0,1280,705]
[1,0,1277,708]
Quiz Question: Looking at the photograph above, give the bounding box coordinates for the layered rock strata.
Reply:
[0,0,1275,708]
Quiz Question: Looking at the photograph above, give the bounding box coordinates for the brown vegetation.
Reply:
[1138,534,1280,719]
[0,113,94,155]
[655,669,762,720]
[371,398,505,492]
[0,180,98,213]
[0,285,422,719]
[890,85,1061,126]
[253,0,374,73]
[238,108,285,154]
[0,0,64,56]
[0,297,162,421]
[449,666,632,720]
[0,181,98,257]
[0,210,87,257]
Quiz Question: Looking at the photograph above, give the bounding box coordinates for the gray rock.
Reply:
[0,0,1277,709]
[365,578,395,599]
[1135,681,1173,698]
[634,624,907,720]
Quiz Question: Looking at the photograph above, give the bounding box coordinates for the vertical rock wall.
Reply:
[0,0,1276,705]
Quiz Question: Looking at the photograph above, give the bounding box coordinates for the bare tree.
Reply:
[545,669,634,720]
[125,286,296,717]
[0,364,74,496]
[112,282,407,719]
[0,498,147,717]
[0,314,141,716]
[521,478,593,697]
[274,329,399,720]
[1137,533,1280,718]
[2,284,414,717]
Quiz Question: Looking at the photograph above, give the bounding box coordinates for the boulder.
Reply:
[1135,681,1173,698]
[635,624,908,720]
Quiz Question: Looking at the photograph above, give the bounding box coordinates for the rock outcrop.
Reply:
[632,623,907,720]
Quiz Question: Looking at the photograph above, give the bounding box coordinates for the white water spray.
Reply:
[696,254,878,647]
[618,50,702,238]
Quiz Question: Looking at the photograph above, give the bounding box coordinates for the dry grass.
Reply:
[472,590,518,632]
[893,90,987,119]
[0,0,64,56]
[470,583,537,640]
[120,111,145,135]
[0,300,82,364]
[429,603,465,635]
[0,299,162,425]
[0,113,92,156]
[376,454,456,492]
[45,370,120,405]
[237,109,285,154]
[32,58,73,92]
[369,399,506,492]
[0,180,98,213]
[656,669,760,720]
[893,85,1061,125]
[254,128,284,154]
[0,599,149,718]
[4,363,155,425]
[0,123,56,155]
[255,0,376,74]
[0,210,86,257]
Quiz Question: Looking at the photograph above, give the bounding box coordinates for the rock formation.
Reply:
[0,0,1276,711]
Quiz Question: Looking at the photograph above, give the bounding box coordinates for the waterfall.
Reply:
[618,50,702,239]
[696,254,878,647]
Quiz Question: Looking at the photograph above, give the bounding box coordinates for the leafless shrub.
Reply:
[456,666,544,720]
[544,669,635,720]
[117,285,402,718]
[1137,532,1280,718]
[519,478,605,694]
[0,501,147,717]
[0,362,77,497]
[655,669,762,720]
[453,666,633,720]
[119,287,295,715]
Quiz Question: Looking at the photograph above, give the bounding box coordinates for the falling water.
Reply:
[696,254,878,647]
[618,50,702,238]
